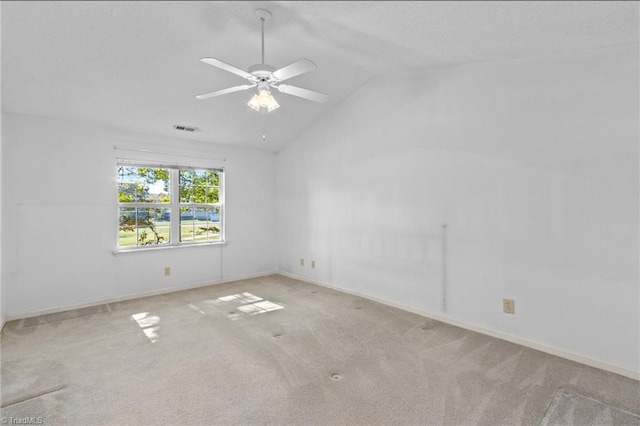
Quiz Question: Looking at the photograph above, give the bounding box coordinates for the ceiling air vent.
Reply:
[173,124,198,132]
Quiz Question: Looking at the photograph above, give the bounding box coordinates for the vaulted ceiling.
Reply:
[2,1,638,151]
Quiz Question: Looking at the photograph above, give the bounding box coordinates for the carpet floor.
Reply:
[1,274,639,425]
[540,389,640,425]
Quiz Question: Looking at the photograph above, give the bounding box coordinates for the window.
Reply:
[178,169,222,244]
[117,163,224,250]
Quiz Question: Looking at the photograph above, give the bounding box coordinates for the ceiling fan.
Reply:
[196,8,329,113]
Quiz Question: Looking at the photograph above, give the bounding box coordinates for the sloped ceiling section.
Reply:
[2,1,638,152]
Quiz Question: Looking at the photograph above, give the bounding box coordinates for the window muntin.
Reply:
[117,163,223,250]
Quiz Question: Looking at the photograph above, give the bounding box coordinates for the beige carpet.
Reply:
[540,389,640,425]
[1,274,639,425]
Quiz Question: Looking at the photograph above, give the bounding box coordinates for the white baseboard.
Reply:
[4,271,277,322]
[278,271,640,381]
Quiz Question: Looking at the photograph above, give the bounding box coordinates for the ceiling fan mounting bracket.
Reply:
[255,9,272,22]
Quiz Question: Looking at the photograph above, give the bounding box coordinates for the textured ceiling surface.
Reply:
[2,1,638,151]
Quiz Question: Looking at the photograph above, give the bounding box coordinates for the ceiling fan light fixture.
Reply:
[247,88,280,112]
[197,7,329,142]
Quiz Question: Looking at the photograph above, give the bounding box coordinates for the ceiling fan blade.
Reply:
[196,84,256,100]
[200,58,253,80]
[272,58,317,82]
[277,84,329,103]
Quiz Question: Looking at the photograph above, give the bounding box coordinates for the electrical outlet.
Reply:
[311,260,316,269]
[503,298,515,314]
[164,267,171,276]
[300,258,304,267]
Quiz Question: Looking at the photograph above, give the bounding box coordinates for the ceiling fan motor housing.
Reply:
[248,64,278,83]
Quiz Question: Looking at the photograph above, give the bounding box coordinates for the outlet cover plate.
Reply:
[503,298,515,314]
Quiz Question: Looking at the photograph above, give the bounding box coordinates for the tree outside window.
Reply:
[117,164,223,249]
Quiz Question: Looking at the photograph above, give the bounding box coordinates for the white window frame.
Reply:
[116,161,225,252]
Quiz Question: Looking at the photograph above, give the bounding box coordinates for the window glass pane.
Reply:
[137,208,170,246]
[207,207,221,223]
[118,207,137,247]
[206,187,219,204]
[180,169,219,203]
[118,166,170,203]
[192,185,207,204]
[136,209,169,246]
[179,207,220,243]
[179,170,194,202]
[150,219,171,246]
[159,208,171,222]
[194,208,220,242]
[118,207,169,247]
[205,171,219,187]
[180,207,195,242]
[204,207,221,242]
[118,183,145,202]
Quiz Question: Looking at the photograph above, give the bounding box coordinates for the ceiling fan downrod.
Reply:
[256,9,271,65]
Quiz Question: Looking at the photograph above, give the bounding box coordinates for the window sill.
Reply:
[112,241,228,256]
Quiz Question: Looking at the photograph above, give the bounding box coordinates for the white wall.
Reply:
[276,45,639,373]
[0,107,3,328]
[2,113,277,317]
[0,3,4,329]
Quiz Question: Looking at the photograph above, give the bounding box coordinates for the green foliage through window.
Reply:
[117,164,223,249]
[179,169,220,203]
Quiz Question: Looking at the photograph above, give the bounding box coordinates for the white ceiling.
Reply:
[2,1,638,152]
